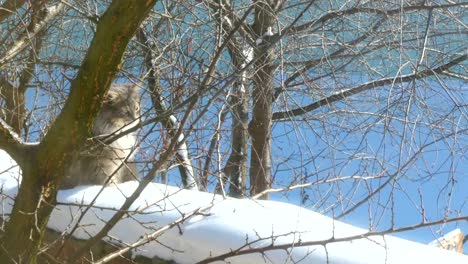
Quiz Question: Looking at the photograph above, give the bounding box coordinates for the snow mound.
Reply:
[0,150,467,263]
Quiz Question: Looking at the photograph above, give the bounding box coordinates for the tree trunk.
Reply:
[225,43,251,197]
[226,81,249,197]
[0,160,54,263]
[249,1,276,199]
[40,225,172,264]
[208,1,252,197]
[0,1,157,263]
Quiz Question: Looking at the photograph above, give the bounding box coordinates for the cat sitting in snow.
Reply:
[63,84,140,188]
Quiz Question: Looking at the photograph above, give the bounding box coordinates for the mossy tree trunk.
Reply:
[0,1,157,263]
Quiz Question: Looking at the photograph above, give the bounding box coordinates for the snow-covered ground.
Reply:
[0,150,467,263]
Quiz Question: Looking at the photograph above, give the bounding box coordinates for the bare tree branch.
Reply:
[252,173,385,199]
[0,0,27,23]
[284,3,468,35]
[336,128,468,219]
[0,3,64,68]
[278,17,387,93]
[0,117,33,165]
[197,215,468,264]
[272,55,467,120]
[0,2,48,135]
[202,0,255,43]
[93,205,213,264]
[138,29,199,190]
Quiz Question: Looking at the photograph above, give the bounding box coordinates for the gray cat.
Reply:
[62,84,140,188]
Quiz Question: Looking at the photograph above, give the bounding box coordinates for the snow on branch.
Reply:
[0,117,37,164]
[0,117,24,146]
[0,150,467,264]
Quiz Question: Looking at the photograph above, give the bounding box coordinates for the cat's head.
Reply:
[103,84,140,120]
[93,84,141,135]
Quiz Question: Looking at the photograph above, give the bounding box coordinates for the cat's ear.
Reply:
[104,90,120,104]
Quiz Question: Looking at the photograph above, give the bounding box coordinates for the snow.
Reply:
[264,26,274,37]
[0,118,39,146]
[0,150,467,264]
[256,27,275,46]
[256,38,263,45]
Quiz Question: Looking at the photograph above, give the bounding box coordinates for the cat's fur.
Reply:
[62,84,140,188]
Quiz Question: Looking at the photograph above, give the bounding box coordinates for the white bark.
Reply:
[169,116,198,190]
